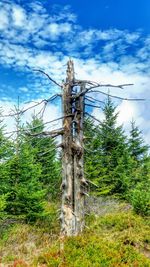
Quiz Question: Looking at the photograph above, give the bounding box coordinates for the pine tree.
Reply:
[84,97,132,196]
[6,142,46,222]
[4,108,46,222]
[128,120,149,164]
[0,114,13,219]
[126,121,150,214]
[99,97,132,194]
[126,120,149,190]
[84,117,103,189]
[24,115,60,199]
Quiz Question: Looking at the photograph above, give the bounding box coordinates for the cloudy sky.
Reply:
[0,0,150,141]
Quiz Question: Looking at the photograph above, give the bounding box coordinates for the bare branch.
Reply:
[26,128,64,138]
[86,179,99,188]
[85,112,112,130]
[85,103,102,109]
[85,112,103,125]
[87,90,146,101]
[86,82,133,90]
[0,94,62,118]
[4,115,73,135]
[33,69,62,87]
[46,94,62,101]
[38,144,62,156]
[85,96,105,104]
[74,79,133,88]
[72,80,133,98]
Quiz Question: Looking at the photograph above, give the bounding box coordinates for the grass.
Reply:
[0,201,150,266]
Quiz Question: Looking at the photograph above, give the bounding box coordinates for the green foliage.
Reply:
[99,98,132,195]
[129,120,149,164]
[84,97,150,217]
[84,117,102,184]
[84,97,132,196]
[0,95,149,227]
[129,181,150,216]
[0,194,7,219]
[0,200,150,266]
[24,115,61,199]
[0,110,61,222]
[6,143,46,222]
[36,209,150,267]
[0,202,60,265]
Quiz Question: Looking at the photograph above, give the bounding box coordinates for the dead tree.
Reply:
[60,61,87,236]
[4,59,144,238]
[59,60,134,237]
[30,60,136,237]
[61,60,86,236]
[61,60,76,236]
[73,83,86,234]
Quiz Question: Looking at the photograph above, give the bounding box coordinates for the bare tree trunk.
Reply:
[61,61,86,237]
[73,84,85,234]
[61,60,76,236]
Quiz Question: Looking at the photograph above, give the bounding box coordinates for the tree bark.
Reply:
[61,60,76,236]
[61,61,86,236]
[73,84,85,234]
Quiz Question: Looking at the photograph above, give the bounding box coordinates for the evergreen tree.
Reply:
[99,97,132,194]
[84,117,103,189]
[4,109,46,222]
[6,142,45,222]
[126,121,150,214]
[0,115,13,215]
[128,155,150,216]
[84,97,132,196]
[128,120,149,164]
[25,115,60,199]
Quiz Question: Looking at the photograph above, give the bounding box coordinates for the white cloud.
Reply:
[19,87,29,93]
[12,6,26,27]
[117,101,138,125]
[0,9,9,30]
[42,22,72,40]
[125,32,140,44]
[0,0,150,143]
[92,108,104,124]
[0,99,61,135]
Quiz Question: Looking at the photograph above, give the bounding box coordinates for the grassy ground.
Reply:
[0,201,150,266]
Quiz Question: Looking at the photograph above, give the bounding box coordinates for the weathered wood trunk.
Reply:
[61,60,85,236]
[61,60,76,236]
[73,84,85,233]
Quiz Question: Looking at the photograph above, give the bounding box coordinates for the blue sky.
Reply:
[0,0,150,141]
[57,0,150,32]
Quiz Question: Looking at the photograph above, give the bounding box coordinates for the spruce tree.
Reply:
[84,117,103,189]
[0,115,13,219]
[6,143,45,221]
[127,121,150,215]
[5,109,45,222]
[99,97,132,194]
[128,120,149,164]
[25,115,60,199]
[84,97,132,196]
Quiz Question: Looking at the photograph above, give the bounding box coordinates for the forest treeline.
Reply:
[0,97,150,222]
